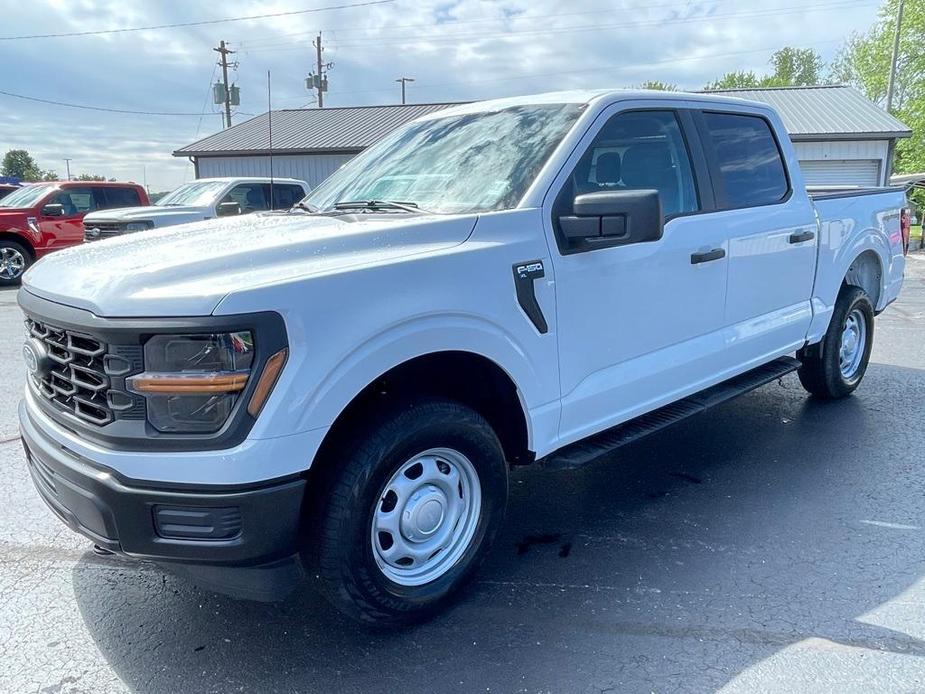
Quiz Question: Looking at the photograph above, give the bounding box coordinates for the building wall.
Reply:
[792,139,891,186]
[195,153,356,189]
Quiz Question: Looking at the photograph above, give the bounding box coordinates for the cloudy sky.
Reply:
[0,0,883,190]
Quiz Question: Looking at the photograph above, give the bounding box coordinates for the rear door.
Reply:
[694,109,818,366]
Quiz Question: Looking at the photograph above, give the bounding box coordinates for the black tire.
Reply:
[798,285,874,399]
[0,239,32,286]
[314,398,508,625]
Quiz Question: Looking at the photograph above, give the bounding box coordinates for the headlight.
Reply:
[125,221,152,232]
[128,332,255,433]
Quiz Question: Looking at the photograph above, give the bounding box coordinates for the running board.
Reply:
[541,356,800,470]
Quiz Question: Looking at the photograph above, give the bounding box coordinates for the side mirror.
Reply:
[217,201,241,217]
[559,189,663,251]
[41,203,65,217]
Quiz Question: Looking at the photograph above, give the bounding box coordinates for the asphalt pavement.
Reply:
[2,256,925,693]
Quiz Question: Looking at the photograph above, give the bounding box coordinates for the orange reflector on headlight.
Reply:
[247,348,288,417]
[130,372,248,394]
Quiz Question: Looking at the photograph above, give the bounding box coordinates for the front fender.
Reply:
[283,313,553,451]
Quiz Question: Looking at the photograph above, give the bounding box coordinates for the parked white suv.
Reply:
[82,177,310,240]
[18,90,907,625]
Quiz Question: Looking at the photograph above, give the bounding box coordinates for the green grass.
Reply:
[912,225,923,241]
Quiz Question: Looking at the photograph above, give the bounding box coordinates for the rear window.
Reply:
[703,112,788,208]
[102,187,142,208]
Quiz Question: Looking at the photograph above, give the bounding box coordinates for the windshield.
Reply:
[0,184,54,209]
[303,103,584,214]
[157,180,228,207]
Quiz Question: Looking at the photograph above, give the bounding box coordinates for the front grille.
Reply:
[25,318,143,426]
[83,221,123,241]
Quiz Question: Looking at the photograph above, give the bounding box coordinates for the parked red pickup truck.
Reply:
[0,181,149,285]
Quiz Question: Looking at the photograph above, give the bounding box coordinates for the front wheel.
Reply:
[0,239,31,286]
[798,285,874,399]
[314,399,508,625]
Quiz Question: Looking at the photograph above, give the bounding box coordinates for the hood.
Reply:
[23,211,477,317]
[83,205,207,222]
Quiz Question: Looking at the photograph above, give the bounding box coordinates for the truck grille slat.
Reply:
[24,317,143,427]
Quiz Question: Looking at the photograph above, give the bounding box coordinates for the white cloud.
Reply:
[0,0,883,190]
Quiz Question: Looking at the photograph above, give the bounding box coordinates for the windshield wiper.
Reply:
[332,199,432,214]
[294,200,319,213]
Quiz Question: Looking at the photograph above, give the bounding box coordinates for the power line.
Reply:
[0,88,221,116]
[323,0,878,49]
[0,0,395,41]
[237,0,741,47]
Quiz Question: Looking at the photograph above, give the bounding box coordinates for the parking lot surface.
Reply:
[2,256,925,693]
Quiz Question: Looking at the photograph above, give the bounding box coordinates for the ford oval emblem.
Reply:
[22,338,49,378]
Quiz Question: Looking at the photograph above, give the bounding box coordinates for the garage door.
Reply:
[799,159,881,187]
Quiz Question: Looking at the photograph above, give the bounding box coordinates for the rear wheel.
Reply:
[314,399,508,625]
[798,285,874,399]
[0,239,31,286]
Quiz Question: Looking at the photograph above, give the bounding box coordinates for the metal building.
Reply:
[173,86,910,190]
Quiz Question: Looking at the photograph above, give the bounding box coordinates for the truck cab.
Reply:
[0,181,148,285]
[82,177,310,242]
[17,90,907,625]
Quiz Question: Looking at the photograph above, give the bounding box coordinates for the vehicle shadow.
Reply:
[72,365,925,693]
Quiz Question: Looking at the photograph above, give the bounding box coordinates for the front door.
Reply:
[40,187,98,248]
[545,106,730,445]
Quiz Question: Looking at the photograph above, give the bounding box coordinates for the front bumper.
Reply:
[19,399,309,601]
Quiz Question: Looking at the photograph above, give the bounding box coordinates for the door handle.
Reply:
[789,230,815,244]
[690,248,725,264]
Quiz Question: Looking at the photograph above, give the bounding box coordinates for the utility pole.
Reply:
[886,0,905,113]
[214,40,235,128]
[307,32,332,108]
[63,158,71,181]
[395,77,414,104]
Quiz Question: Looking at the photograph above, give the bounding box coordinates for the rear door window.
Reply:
[101,187,143,208]
[702,112,789,208]
[266,184,304,210]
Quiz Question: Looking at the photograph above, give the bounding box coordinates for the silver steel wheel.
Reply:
[839,307,867,379]
[371,447,482,587]
[0,246,26,280]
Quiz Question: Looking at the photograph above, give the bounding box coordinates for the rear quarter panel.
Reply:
[807,189,906,342]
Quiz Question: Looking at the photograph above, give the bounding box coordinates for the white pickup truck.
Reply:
[18,90,908,625]
[81,176,309,241]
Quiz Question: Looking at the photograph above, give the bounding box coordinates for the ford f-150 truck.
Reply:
[17,90,907,625]
[82,177,310,241]
[0,181,149,285]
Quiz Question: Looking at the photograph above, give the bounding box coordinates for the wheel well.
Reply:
[314,352,532,473]
[843,250,881,308]
[0,232,34,258]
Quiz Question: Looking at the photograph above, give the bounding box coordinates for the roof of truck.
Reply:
[174,85,910,157]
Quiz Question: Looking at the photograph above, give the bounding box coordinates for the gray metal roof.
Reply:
[174,103,460,156]
[174,85,910,158]
[702,85,911,140]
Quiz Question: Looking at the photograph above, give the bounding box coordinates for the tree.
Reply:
[833,0,925,201]
[76,173,108,181]
[766,47,825,86]
[638,80,678,91]
[704,70,762,90]
[1,149,43,181]
[704,47,826,90]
